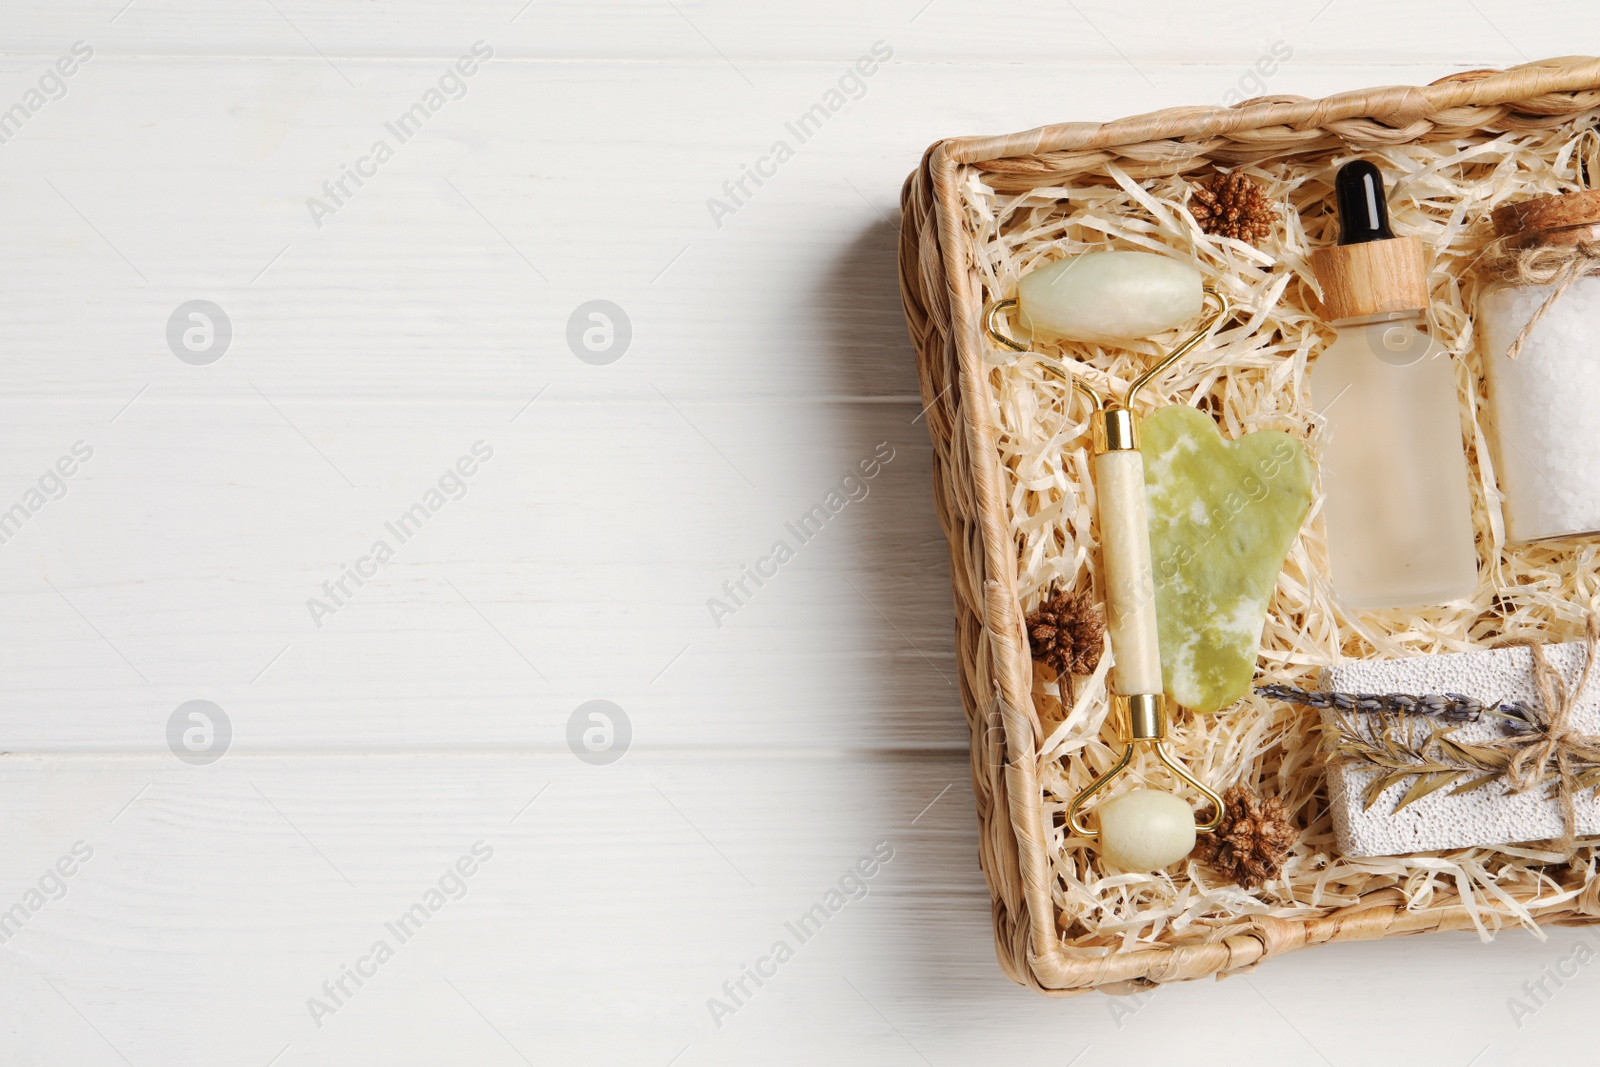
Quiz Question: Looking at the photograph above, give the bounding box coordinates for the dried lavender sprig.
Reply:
[1256,683,1537,734]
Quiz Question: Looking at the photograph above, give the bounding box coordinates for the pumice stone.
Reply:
[1094,788,1197,873]
[1017,251,1204,344]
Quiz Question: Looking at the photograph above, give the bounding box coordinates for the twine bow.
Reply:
[1488,239,1600,361]
[1498,613,1600,855]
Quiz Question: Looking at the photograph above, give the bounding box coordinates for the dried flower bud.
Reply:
[1190,170,1278,246]
[1193,786,1298,888]
[1025,589,1104,677]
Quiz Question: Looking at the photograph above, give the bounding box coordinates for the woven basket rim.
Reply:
[936,55,1600,167]
[899,55,1600,995]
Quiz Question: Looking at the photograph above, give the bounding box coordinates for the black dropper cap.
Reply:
[1333,160,1396,245]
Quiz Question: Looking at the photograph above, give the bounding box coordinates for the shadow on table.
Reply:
[807,214,1054,1014]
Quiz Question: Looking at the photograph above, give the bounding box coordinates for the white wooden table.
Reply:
[1,3,1594,1063]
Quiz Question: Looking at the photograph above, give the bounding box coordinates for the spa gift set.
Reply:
[899,57,1600,994]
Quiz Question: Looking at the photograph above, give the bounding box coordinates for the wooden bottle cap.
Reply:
[1491,188,1600,249]
[1309,235,1429,320]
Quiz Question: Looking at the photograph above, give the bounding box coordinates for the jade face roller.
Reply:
[987,250,1228,872]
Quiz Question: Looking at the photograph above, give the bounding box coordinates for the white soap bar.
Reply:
[1319,642,1599,857]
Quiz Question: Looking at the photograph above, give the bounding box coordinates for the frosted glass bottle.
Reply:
[1307,162,1478,609]
[1308,312,1478,608]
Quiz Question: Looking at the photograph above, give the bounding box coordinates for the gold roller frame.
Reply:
[986,291,1229,839]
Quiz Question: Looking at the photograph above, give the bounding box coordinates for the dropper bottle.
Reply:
[1308,161,1478,610]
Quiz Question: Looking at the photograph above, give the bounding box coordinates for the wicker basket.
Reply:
[898,56,1600,995]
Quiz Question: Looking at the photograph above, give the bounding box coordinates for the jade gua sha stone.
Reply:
[1141,406,1314,713]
